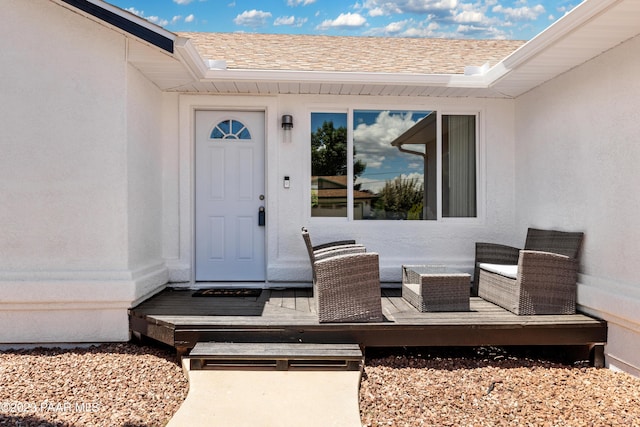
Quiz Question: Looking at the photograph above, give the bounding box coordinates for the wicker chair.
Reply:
[474,228,584,315]
[302,227,383,323]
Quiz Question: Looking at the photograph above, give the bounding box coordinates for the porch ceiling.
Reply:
[122,0,640,99]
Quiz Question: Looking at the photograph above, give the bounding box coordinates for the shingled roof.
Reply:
[179,32,525,75]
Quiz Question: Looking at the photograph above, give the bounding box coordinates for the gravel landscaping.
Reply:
[361,347,640,427]
[1,343,640,426]
[0,343,188,427]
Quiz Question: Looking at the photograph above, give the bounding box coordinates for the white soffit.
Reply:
[489,0,640,98]
[127,39,197,91]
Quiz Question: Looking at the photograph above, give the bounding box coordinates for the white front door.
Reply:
[195,110,266,281]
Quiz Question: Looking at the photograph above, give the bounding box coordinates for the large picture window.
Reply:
[354,110,434,220]
[310,110,477,220]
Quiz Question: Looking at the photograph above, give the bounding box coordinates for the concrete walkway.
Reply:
[167,361,363,427]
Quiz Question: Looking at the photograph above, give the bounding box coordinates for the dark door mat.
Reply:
[192,288,262,298]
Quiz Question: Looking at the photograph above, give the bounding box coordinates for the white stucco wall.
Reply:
[514,34,640,375]
[160,93,184,281]
[166,94,517,284]
[0,0,167,343]
[126,63,169,298]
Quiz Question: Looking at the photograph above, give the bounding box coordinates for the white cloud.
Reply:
[556,3,579,18]
[317,13,367,30]
[125,7,142,16]
[453,9,485,24]
[287,0,316,5]
[146,15,169,27]
[456,24,507,39]
[368,7,385,17]
[274,16,308,27]
[383,20,410,34]
[171,15,182,25]
[361,0,458,16]
[403,172,424,181]
[275,16,295,26]
[124,7,169,27]
[353,111,423,170]
[366,19,440,37]
[185,14,195,23]
[493,4,545,21]
[451,1,497,26]
[400,21,440,37]
[173,0,193,5]
[234,10,273,28]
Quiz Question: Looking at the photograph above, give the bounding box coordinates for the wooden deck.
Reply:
[129,288,607,364]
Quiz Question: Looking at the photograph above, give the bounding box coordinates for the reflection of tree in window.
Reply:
[310,118,366,217]
[355,110,432,220]
[311,120,365,178]
[376,176,424,220]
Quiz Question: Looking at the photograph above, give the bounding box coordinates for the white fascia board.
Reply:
[202,68,490,88]
[174,37,210,79]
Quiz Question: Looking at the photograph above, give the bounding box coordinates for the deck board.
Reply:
[129,287,606,363]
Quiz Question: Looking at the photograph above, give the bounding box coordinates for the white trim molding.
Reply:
[0,263,167,343]
[578,274,640,376]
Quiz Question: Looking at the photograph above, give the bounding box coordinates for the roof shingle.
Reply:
[179,32,525,75]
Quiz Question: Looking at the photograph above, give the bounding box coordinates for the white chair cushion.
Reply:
[478,263,518,279]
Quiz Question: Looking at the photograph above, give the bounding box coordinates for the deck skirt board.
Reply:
[188,342,363,371]
[129,288,606,364]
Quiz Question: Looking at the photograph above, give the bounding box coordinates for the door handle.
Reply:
[258,206,265,226]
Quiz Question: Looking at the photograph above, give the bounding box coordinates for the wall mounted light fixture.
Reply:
[281,115,293,130]
[281,114,293,143]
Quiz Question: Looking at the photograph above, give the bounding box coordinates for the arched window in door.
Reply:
[210,119,252,140]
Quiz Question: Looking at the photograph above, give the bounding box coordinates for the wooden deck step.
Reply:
[188,342,363,371]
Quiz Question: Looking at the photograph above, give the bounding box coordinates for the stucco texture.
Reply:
[514,33,640,374]
[0,0,168,343]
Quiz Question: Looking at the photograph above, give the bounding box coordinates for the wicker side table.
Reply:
[402,265,470,312]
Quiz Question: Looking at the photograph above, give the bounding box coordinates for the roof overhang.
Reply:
[171,0,640,98]
[487,0,640,97]
[52,0,640,98]
[172,39,503,97]
[52,0,202,91]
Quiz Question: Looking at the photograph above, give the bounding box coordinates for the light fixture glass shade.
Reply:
[281,115,293,143]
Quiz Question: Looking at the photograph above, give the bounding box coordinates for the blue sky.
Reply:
[108,0,581,40]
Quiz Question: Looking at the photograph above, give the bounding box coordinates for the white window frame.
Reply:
[308,106,483,224]
[438,110,482,223]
